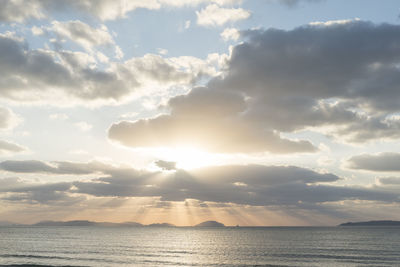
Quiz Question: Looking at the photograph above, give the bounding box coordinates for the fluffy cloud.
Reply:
[0,106,25,155]
[48,21,115,52]
[0,0,243,22]
[196,4,250,27]
[347,153,400,172]
[0,33,218,105]
[109,21,400,153]
[0,0,44,22]
[0,106,19,130]
[111,21,400,153]
[221,27,240,41]
[109,87,317,153]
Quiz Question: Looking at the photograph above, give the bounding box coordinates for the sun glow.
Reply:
[153,146,217,170]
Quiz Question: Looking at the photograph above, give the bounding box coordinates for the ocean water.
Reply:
[1,226,400,266]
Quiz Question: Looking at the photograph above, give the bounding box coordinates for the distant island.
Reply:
[147,223,175,227]
[33,220,144,227]
[339,220,400,226]
[0,220,228,227]
[195,220,225,227]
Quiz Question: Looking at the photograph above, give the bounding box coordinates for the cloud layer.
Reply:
[1,160,398,208]
[109,21,400,153]
[0,0,244,22]
[0,32,219,105]
[347,153,400,172]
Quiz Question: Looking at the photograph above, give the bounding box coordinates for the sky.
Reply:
[1,0,400,226]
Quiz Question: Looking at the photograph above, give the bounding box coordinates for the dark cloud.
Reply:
[71,164,398,207]
[0,140,25,155]
[110,21,400,152]
[0,34,128,102]
[1,162,398,216]
[155,160,177,171]
[0,177,77,205]
[0,160,114,174]
[347,152,400,172]
[378,177,400,185]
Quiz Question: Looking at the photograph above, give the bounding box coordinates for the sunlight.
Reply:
[154,146,216,170]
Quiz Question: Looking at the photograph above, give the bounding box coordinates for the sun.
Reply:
[155,146,216,170]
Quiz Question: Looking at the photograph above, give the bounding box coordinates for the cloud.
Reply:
[109,87,316,153]
[48,20,115,52]
[378,177,400,186]
[1,160,399,221]
[221,27,240,41]
[0,33,218,105]
[6,161,390,208]
[108,21,400,152]
[309,18,360,26]
[0,160,113,174]
[155,160,177,170]
[0,0,44,22]
[347,153,400,172]
[0,0,244,22]
[276,0,323,7]
[0,106,20,130]
[0,177,79,205]
[196,4,250,27]
[213,21,400,143]
[0,140,26,155]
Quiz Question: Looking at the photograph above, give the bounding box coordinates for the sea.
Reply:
[0,226,400,266]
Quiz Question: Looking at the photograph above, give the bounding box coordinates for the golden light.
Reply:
[153,146,217,170]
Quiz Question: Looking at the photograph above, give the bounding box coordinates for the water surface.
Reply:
[1,226,399,266]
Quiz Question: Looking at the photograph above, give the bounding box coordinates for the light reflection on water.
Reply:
[1,226,400,266]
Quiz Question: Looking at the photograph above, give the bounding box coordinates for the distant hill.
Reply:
[195,221,225,227]
[147,223,175,227]
[97,222,143,227]
[339,220,400,226]
[33,220,143,227]
[34,220,97,226]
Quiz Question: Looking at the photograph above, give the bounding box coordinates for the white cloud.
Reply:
[196,4,250,27]
[31,26,44,36]
[49,20,115,52]
[184,20,191,29]
[0,107,20,130]
[114,46,124,59]
[221,27,240,41]
[157,48,168,55]
[309,18,360,26]
[0,0,244,22]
